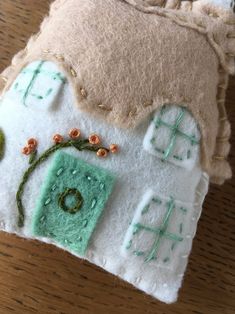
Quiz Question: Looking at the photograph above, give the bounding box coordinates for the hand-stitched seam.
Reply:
[174,172,209,281]
[0,0,232,183]
[122,1,234,180]
[123,0,235,74]
[211,64,231,172]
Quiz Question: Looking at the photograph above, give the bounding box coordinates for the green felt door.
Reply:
[32,151,115,255]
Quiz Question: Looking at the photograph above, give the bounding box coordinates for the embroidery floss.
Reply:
[0,129,5,161]
[122,192,188,264]
[69,128,81,139]
[109,144,119,154]
[96,148,108,158]
[22,146,33,156]
[27,138,38,150]
[22,61,44,106]
[58,188,83,214]
[53,134,64,144]
[89,134,101,145]
[16,131,115,227]
[32,152,115,255]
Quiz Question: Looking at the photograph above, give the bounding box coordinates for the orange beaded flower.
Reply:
[96,148,108,158]
[22,146,33,155]
[21,131,119,162]
[27,138,38,150]
[22,138,37,155]
[53,134,64,144]
[89,134,101,145]
[69,128,81,139]
[109,144,119,154]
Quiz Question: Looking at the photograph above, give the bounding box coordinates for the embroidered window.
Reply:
[32,151,115,255]
[143,105,201,170]
[8,60,66,109]
[122,190,193,267]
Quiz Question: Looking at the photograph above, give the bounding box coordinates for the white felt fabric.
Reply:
[6,61,66,110]
[122,190,198,267]
[209,0,234,9]
[0,61,209,303]
[143,105,200,170]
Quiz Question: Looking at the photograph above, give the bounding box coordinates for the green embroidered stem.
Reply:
[0,129,5,161]
[29,150,37,164]
[16,139,106,227]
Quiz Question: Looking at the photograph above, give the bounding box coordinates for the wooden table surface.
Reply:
[0,1,234,313]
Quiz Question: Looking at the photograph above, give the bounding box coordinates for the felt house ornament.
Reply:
[0,0,234,304]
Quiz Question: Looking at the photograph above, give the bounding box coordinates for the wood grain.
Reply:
[0,1,234,313]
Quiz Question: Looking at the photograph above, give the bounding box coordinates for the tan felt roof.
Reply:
[1,0,234,183]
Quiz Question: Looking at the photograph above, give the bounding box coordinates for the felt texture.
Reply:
[0,61,209,303]
[0,0,234,184]
[122,190,195,266]
[8,60,66,109]
[32,152,115,255]
[207,0,235,9]
[143,105,200,170]
[129,0,235,11]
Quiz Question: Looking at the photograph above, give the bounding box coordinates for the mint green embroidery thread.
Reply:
[0,129,5,161]
[21,68,66,83]
[134,250,145,256]
[30,93,43,100]
[152,106,200,161]
[150,140,184,161]
[162,108,186,160]
[16,87,56,101]
[16,138,109,227]
[22,61,44,106]
[57,167,64,176]
[141,204,150,215]
[44,198,51,206]
[155,120,199,145]
[15,62,66,104]
[58,188,83,214]
[126,240,132,249]
[46,88,53,96]
[130,197,184,263]
[144,197,182,262]
[32,152,115,256]
[152,197,162,204]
